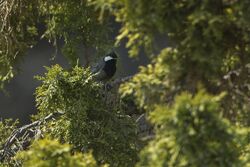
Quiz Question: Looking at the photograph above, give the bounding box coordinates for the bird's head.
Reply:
[104,51,118,62]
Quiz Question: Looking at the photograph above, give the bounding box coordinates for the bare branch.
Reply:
[111,75,133,86]
[0,111,64,162]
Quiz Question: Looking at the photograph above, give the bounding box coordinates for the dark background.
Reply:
[0,38,149,125]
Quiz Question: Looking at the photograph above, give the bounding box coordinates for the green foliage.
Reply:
[0,119,19,147]
[2,1,250,167]
[0,0,39,88]
[0,0,112,88]
[40,0,112,65]
[221,64,250,126]
[35,65,138,167]
[93,0,250,67]
[16,138,98,167]
[89,0,155,57]
[94,0,250,124]
[240,143,250,167]
[137,90,244,167]
[120,48,178,111]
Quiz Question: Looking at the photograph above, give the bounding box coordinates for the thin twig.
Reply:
[0,111,64,162]
[108,75,133,88]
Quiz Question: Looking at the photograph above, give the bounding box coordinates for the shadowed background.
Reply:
[0,37,149,124]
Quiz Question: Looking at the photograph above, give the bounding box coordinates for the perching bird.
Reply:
[91,51,118,81]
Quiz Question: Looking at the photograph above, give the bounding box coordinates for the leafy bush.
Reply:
[138,90,244,167]
[16,138,98,167]
[35,65,138,166]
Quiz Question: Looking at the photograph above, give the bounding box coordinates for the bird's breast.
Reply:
[103,60,117,78]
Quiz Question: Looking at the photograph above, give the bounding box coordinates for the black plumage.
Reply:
[91,51,118,81]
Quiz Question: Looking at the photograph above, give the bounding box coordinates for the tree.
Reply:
[1,0,250,167]
[16,138,99,167]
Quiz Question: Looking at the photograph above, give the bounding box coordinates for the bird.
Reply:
[91,51,118,82]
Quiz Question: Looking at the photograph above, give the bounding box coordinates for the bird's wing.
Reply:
[92,69,107,81]
[91,58,105,74]
[91,58,107,81]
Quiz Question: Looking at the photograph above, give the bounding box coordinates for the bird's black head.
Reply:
[104,51,118,62]
[109,51,118,59]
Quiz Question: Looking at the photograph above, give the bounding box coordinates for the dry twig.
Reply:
[0,111,64,162]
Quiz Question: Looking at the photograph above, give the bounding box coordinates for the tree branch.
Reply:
[0,111,64,162]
